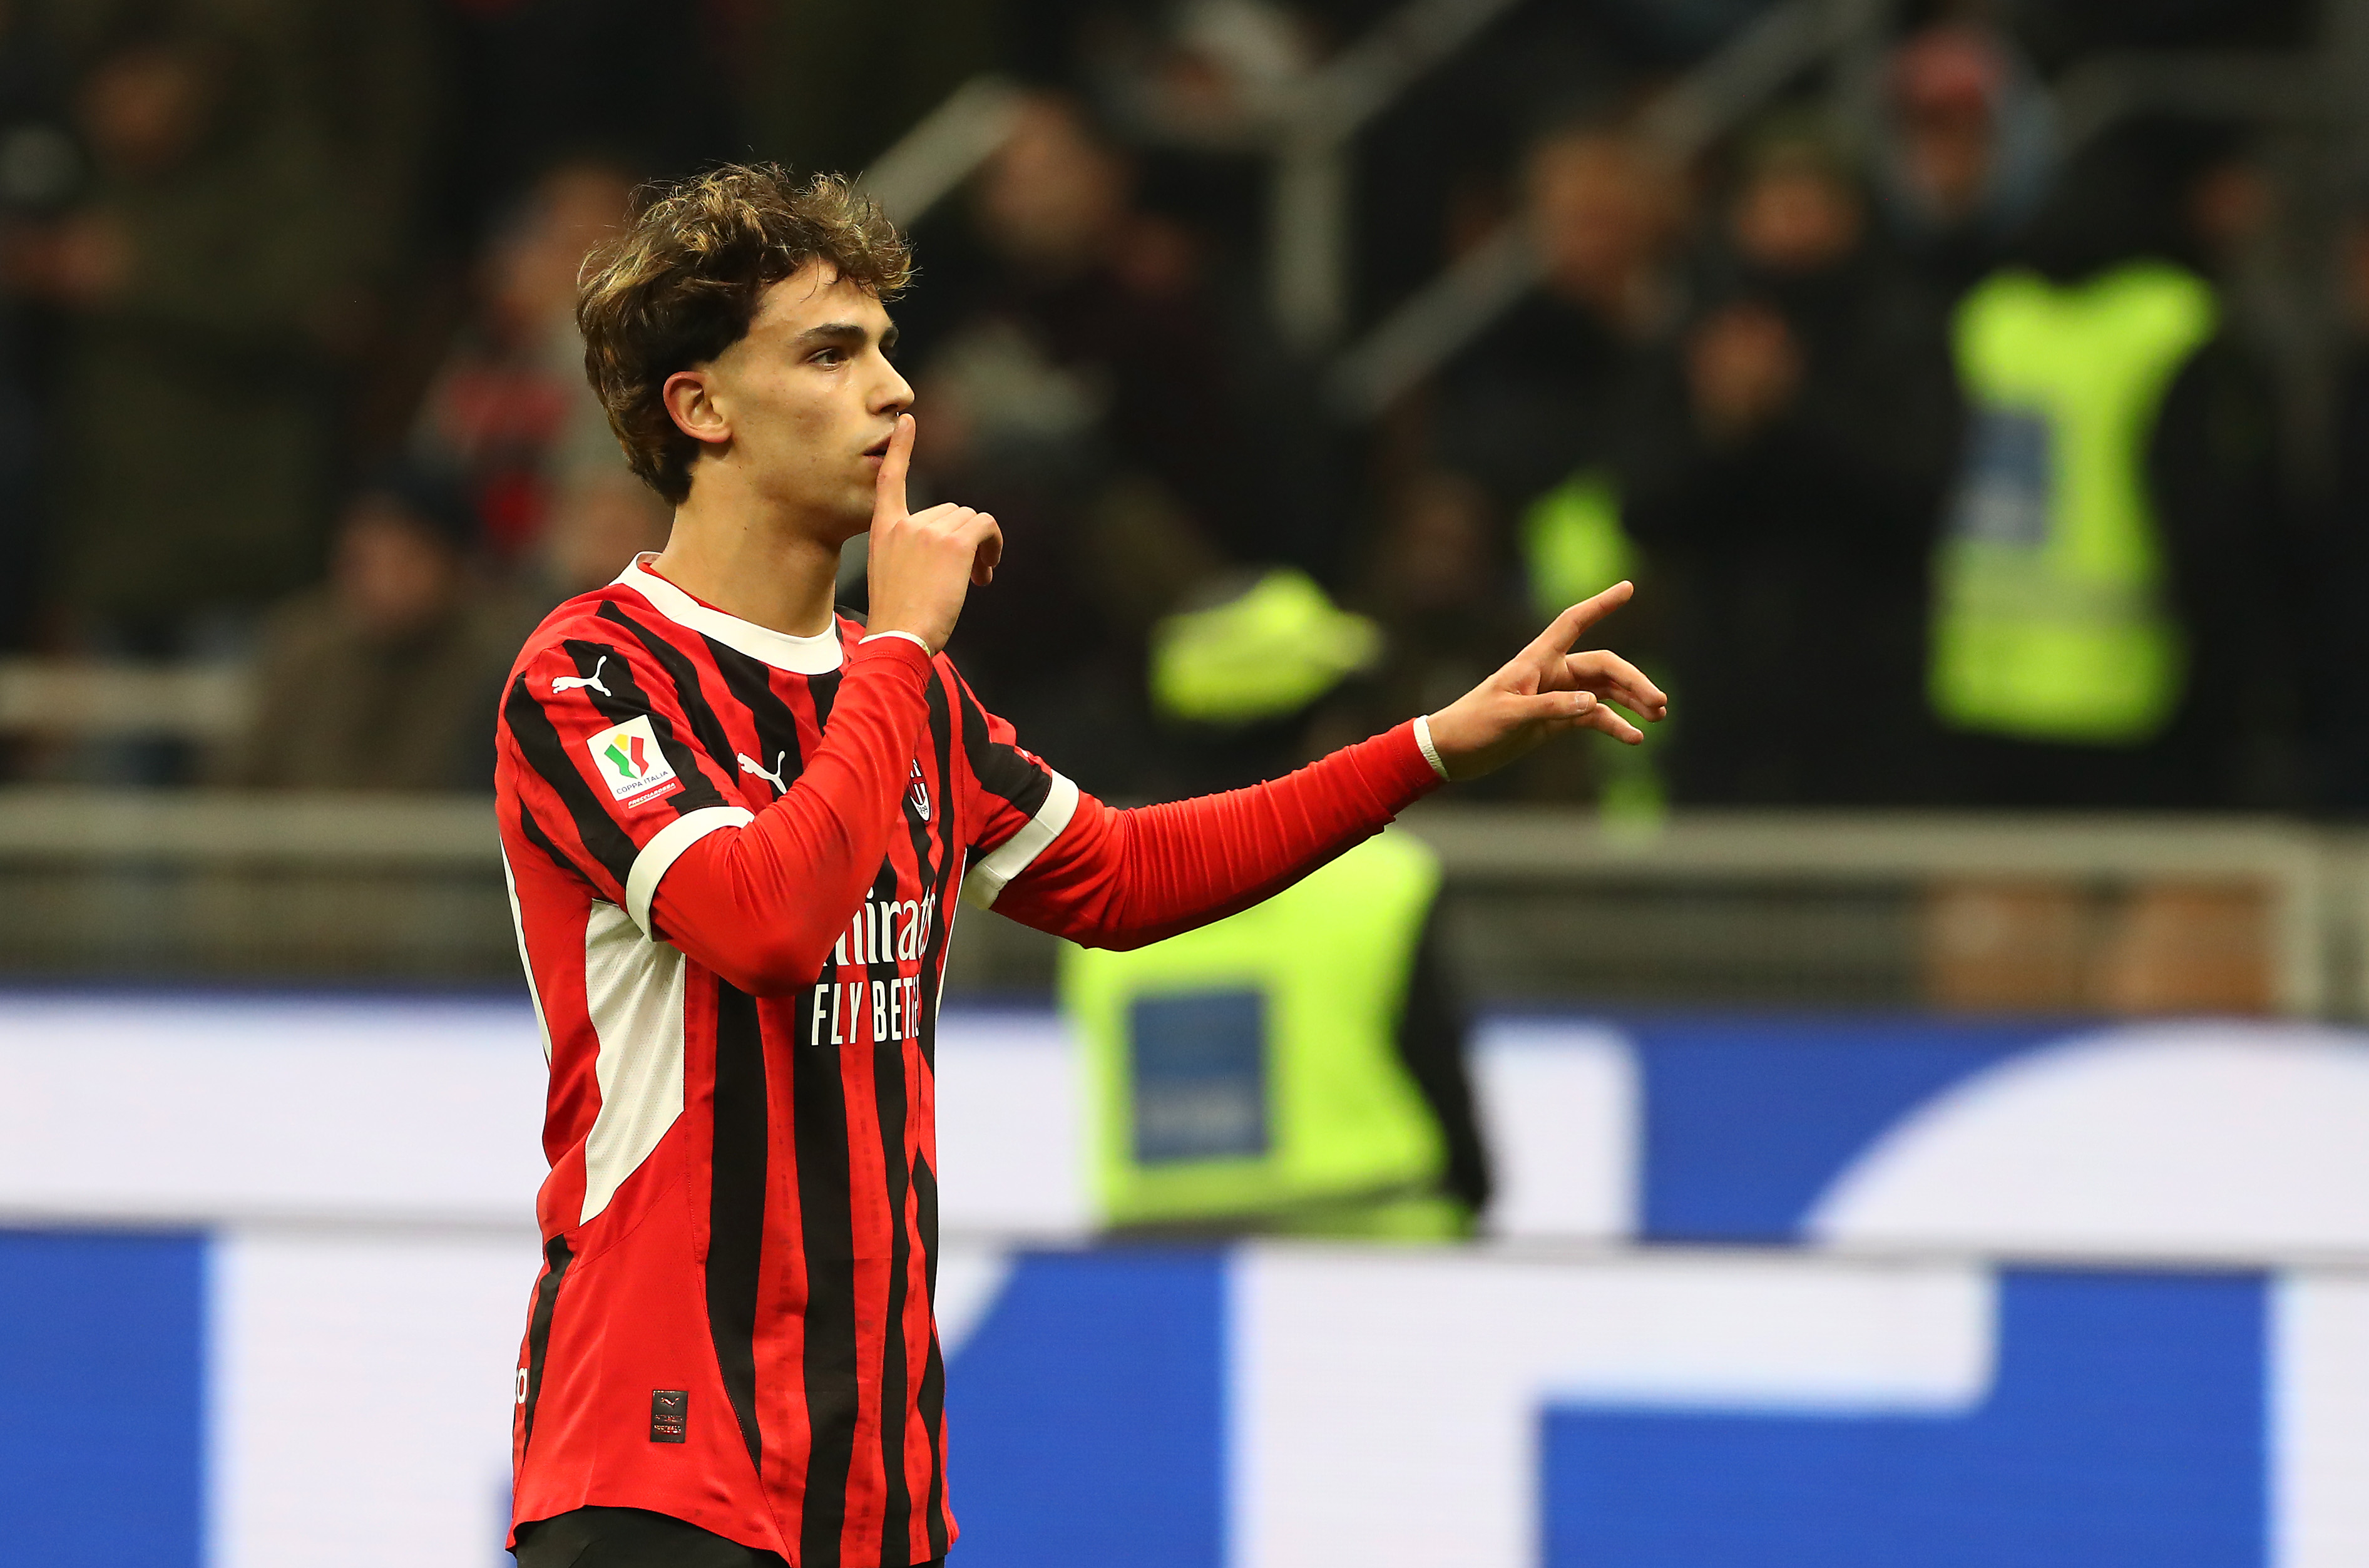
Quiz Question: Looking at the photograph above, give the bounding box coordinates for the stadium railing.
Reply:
[1,785,2361,1018]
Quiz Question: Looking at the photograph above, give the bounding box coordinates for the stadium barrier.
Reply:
[1,786,2364,1015]
[1,992,2365,1567]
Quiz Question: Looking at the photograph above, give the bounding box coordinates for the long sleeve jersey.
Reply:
[494,555,1441,1565]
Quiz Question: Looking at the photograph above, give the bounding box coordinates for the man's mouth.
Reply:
[862,433,893,459]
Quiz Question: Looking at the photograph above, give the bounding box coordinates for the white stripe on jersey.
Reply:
[579,903,687,1226]
[625,805,754,938]
[500,848,555,1065]
[961,771,1080,910]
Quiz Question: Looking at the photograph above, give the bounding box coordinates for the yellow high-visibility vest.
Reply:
[1058,831,1457,1237]
[1931,262,2216,744]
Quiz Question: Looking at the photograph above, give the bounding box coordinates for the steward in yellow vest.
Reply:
[1076,574,1502,1239]
[1932,262,2213,747]
[1060,829,1490,1238]
[1929,120,2287,807]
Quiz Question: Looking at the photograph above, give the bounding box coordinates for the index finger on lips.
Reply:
[873,413,916,523]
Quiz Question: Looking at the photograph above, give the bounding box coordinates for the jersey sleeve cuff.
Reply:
[1366,719,1450,808]
[625,805,755,937]
[848,632,936,686]
[1412,714,1451,781]
[960,771,1080,910]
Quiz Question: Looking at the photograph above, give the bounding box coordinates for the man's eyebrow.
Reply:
[794,322,871,348]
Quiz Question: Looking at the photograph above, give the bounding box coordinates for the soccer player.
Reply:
[497,165,1665,1568]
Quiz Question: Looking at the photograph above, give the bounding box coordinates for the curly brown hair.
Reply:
[576,165,914,504]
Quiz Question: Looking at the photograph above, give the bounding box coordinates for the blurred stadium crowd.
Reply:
[0,0,2359,814]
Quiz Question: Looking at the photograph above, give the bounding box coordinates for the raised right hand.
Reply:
[1423,581,1667,781]
[864,414,1004,653]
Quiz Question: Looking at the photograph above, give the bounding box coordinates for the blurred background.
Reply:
[7,0,2369,1563]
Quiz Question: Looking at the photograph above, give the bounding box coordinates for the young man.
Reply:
[497,165,1665,1568]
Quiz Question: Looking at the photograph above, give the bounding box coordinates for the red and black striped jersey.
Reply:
[496,554,1443,1566]
[497,556,1078,1565]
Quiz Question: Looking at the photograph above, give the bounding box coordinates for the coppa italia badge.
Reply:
[586,715,682,806]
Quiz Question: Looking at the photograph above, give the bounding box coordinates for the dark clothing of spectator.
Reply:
[46,18,364,638]
[230,585,522,791]
[991,261,1271,568]
[2310,349,2369,811]
[54,148,354,630]
[916,215,1276,799]
[1621,245,1960,806]
[1953,331,2288,810]
[1433,292,1645,521]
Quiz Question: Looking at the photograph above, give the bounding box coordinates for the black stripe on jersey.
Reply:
[504,673,639,891]
[954,680,1053,822]
[702,638,808,795]
[520,1233,574,1454]
[795,964,861,1567]
[909,674,959,1560]
[913,1154,950,1560]
[595,604,742,783]
[514,783,586,884]
[562,635,727,819]
[809,665,843,733]
[707,980,769,1477]
[866,854,915,1566]
[915,678,958,1069]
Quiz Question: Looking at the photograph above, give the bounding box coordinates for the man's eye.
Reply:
[811,347,845,366]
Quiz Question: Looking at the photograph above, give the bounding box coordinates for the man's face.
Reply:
[693,261,913,538]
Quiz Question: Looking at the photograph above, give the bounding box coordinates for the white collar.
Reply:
[610,554,844,676]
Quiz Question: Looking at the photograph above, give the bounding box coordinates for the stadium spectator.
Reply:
[1929,117,2291,809]
[1378,117,1682,802]
[911,91,1270,796]
[1431,118,1679,518]
[2298,198,2369,811]
[1873,21,2054,302]
[26,14,362,658]
[1622,120,1959,805]
[230,468,522,791]
[411,155,638,565]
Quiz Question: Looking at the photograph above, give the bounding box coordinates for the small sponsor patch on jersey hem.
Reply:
[650,1388,688,1443]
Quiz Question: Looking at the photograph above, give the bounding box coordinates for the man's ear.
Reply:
[662,367,731,449]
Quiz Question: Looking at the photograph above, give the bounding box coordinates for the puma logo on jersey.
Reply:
[739,751,789,796]
[552,655,612,698]
[908,759,931,821]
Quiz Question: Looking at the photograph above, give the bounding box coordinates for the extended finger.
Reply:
[872,413,916,523]
[1523,580,1634,659]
